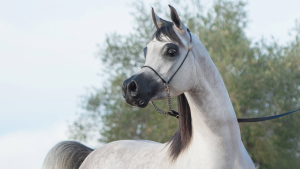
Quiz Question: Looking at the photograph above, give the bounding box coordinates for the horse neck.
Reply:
[185,85,241,140]
[181,41,243,162]
[188,38,240,134]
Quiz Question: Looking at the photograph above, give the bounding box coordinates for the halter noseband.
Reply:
[141,28,193,118]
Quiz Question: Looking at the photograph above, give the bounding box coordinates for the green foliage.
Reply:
[69,0,300,168]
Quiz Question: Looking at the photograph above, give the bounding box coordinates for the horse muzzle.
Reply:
[122,73,161,108]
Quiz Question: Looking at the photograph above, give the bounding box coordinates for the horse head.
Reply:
[122,5,197,108]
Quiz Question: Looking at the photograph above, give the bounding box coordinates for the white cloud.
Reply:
[0,2,133,168]
[0,0,300,169]
[0,123,69,169]
[245,0,300,45]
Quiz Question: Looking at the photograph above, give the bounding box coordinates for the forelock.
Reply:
[152,21,183,46]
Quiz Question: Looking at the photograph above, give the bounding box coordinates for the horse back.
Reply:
[79,140,169,169]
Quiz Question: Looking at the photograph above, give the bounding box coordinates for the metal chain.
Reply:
[149,83,172,116]
[165,83,172,113]
[149,101,169,115]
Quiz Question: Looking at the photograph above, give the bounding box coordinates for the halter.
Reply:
[142,28,300,122]
[142,28,193,118]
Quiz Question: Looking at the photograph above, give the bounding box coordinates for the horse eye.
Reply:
[168,49,177,56]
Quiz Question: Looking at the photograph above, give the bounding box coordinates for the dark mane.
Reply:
[152,21,183,46]
[168,94,192,161]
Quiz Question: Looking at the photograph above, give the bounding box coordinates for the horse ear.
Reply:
[152,7,164,29]
[169,5,185,30]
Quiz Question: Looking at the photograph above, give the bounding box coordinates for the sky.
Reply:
[0,0,299,168]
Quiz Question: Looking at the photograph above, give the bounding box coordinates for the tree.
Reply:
[69,0,300,168]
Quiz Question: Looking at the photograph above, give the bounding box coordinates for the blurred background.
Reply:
[0,0,299,168]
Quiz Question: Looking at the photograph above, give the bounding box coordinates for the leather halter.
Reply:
[142,28,300,122]
[142,28,193,118]
[142,28,193,84]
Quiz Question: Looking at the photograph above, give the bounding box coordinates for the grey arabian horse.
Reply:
[43,5,299,169]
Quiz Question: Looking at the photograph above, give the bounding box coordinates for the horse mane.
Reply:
[168,94,192,161]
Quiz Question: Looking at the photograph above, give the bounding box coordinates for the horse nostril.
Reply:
[128,81,138,97]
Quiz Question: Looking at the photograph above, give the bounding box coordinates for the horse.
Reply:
[43,5,256,169]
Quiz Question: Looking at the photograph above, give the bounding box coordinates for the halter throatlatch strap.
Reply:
[143,28,192,118]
